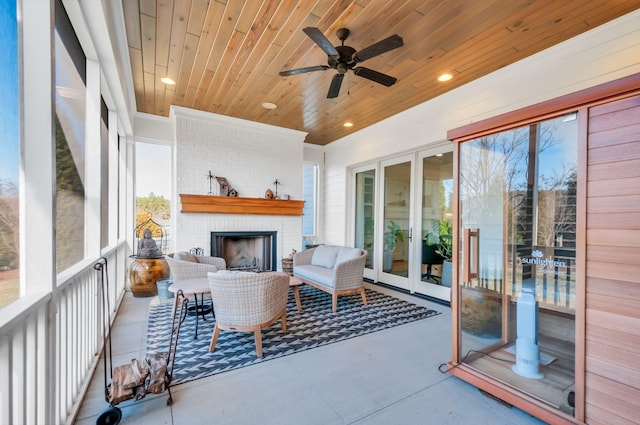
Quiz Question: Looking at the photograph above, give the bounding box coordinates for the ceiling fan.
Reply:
[279,27,404,99]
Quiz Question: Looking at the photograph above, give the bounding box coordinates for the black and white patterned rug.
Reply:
[147,285,440,385]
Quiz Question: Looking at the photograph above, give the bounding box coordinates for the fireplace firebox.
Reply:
[210,231,277,272]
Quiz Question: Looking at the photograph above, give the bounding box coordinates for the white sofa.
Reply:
[293,245,368,312]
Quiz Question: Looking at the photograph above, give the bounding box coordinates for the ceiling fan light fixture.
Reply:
[262,102,277,110]
[437,73,453,82]
[160,77,176,85]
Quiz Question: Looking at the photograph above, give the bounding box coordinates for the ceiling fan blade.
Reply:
[353,34,403,63]
[327,74,344,98]
[353,67,397,87]
[279,65,329,76]
[303,27,339,57]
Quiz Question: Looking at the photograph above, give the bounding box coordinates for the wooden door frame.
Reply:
[446,73,640,425]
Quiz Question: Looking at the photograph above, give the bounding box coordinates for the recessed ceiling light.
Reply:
[160,77,176,85]
[262,102,277,110]
[437,73,452,82]
[343,121,354,127]
[435,153,443,157]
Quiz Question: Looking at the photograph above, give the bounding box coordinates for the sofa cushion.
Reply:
[335,247,362,265]
[214,270,254,276]
[174,251,198,263]
[294,265,336,288]
[311,245,339,269]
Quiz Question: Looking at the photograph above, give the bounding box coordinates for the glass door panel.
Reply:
[354,169,375,271]
[380,158,413,289]
[417,152,454,301]
[458,114,577,415]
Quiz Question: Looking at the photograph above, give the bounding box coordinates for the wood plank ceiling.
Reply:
[122,0,640,145]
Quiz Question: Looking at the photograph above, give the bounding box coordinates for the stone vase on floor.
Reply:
[128,257,170,297]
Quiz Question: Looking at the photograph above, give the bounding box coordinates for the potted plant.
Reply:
[434,220,453,286]
[383,220,404,272]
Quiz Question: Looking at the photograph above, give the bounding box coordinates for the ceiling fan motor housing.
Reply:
[329,45,357,72]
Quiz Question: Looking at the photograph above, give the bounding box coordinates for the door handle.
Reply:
[463,228,479,284]
[408,227,413,242]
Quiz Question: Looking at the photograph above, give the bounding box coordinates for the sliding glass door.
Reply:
[354,168,376,279]
[416,151,454,301]
[378,156,414,290]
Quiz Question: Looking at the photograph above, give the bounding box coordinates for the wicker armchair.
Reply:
[165,252,226,284]
[207,271,289,358]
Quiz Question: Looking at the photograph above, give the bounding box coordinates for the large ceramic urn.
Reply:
[128,257,170,297]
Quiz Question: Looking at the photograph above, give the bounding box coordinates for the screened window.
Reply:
[100,97,109,249]
[0,0,19,308]
[55,0,87,272]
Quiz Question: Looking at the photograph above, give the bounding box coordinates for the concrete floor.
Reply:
[75,283,547,425]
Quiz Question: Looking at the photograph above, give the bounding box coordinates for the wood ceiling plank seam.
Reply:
[354,8,422,71]
[443,0,536,52]
[155,64,169,115]
[442,30,518,77]
[425,3,590,79]
[318,1,366,42]
[163,86,176,116]
[211,0,283,113]
[140,13,157,75]
[408,2,591,84]
[186,0,210,36]
[503,0,605,34]
[174,32,201,108]
[221,1,313,116]
[309,0,337,18]
[271,0,321,47]
[194,0,247,109]
[234,0,264,34]
[263,13,324,77]
[227,0,302,91]
[154,0,174,71]
[518,2,635,47]
[200,0,263,109]
[167,0,195,104]
[123,0,142,50]
[202,29,247,112]
[139,0,157,17]
[413,0,440,16]
[143,71,156,112]
[583,2,640,27]
[183,1,226,107]
[341,0,413,46]
[128,46,146,110]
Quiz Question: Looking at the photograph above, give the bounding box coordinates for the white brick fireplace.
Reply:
[170,106,307,268]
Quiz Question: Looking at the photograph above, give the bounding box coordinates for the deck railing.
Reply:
[0,243,128,424]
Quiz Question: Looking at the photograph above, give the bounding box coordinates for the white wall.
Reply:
[321,9,640,245]
[170,106,307,263]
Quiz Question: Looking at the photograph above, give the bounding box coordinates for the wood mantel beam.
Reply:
[179,194,304,216]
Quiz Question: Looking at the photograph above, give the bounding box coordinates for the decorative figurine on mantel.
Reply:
[273,178,281,199]
[264,188,274,199]
[206,170,216,195]
[216,176,230,196]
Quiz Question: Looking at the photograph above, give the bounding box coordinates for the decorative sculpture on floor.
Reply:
[137,228,163,259]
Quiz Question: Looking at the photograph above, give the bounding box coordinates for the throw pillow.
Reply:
[311,245,339,269]
[335,247,362,265]
[174,251,198,263]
